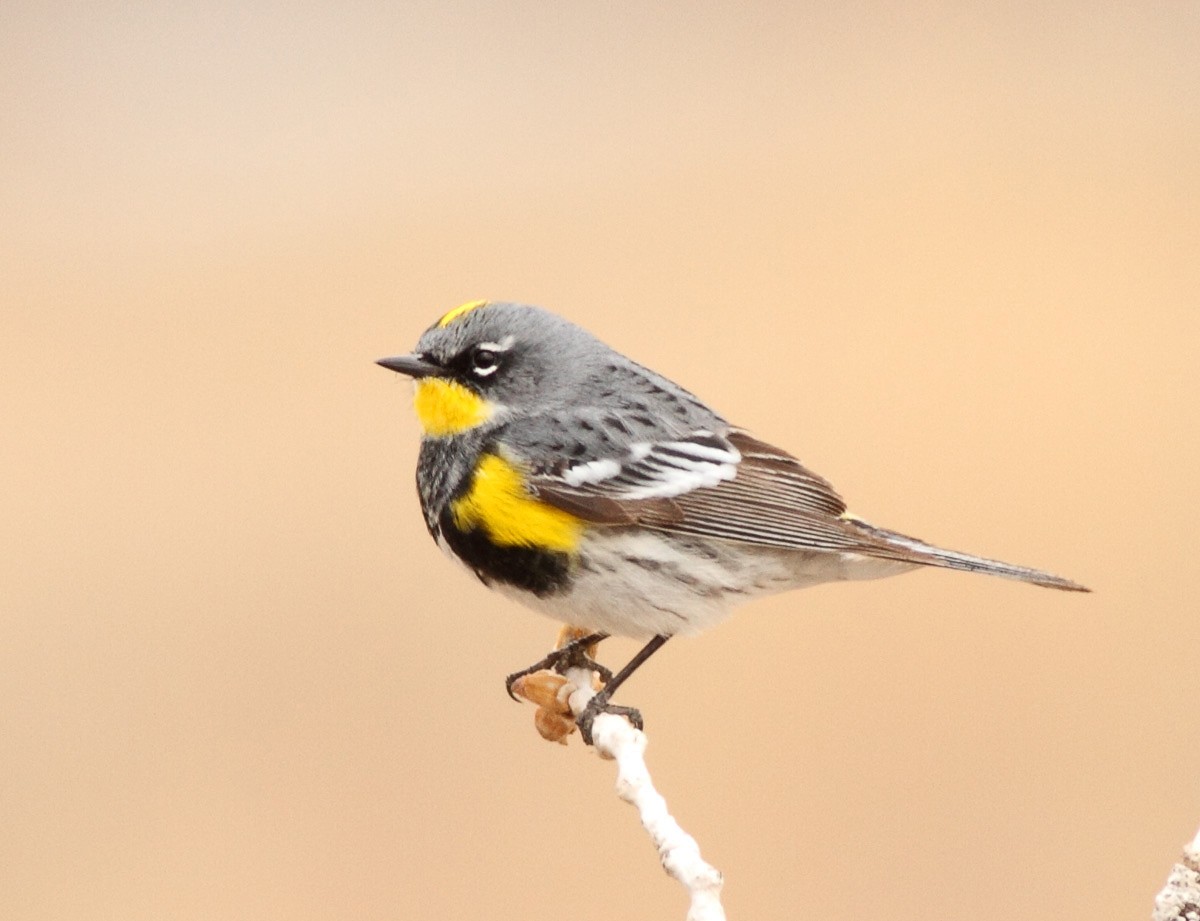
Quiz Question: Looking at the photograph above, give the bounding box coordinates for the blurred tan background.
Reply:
[3,3,1197,919]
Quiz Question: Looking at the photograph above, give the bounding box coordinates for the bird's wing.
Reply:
[527,427,866,551]
[525,425,1089,591]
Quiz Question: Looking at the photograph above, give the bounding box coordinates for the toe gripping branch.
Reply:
[506,632,670,746]
[504,631,612,701]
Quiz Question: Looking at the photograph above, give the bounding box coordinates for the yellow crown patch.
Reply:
[437,299,489,328]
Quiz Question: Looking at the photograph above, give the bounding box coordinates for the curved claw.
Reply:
[503,632,610,703]
[504,672,524,702]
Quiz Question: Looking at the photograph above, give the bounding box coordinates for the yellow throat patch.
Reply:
[413,379,493,436]
[437,299,489,328]
[451,454,583,552]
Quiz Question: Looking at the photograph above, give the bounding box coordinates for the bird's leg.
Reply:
[577,634,670,745]
[504,630,611,701]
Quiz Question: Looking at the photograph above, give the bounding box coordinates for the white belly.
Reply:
[494,529,917,638]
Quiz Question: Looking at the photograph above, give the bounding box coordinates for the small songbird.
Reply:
[378,300,1087,740]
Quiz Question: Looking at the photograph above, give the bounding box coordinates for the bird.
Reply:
[377,300,1087,741]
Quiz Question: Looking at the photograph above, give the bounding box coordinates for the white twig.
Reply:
[563,665,726,921]
[1153,825,1200,921]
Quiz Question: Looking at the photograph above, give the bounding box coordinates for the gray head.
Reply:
[377,301,620,412]
[378,300,725,438]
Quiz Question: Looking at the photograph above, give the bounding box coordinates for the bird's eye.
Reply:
[471,348,499,376]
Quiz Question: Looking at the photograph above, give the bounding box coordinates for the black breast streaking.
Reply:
[436,503,574,597]
[417,434,574,597]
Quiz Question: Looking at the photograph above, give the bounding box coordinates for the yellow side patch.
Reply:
[437,299,489,328]
[451,454,583,552]
[413,378,493,436]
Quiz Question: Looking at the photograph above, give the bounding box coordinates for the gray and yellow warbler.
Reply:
[378,300,1087,740]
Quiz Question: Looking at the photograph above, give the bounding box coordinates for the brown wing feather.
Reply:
[529,484,682,525]
[529,428,850,542]
[723,430,847,516]
[527,428,1088,591]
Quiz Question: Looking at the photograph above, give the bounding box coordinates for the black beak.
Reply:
[375,353,441,379]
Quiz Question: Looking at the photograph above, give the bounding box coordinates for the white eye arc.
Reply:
[470,338,512,378]
[471,347,500,377]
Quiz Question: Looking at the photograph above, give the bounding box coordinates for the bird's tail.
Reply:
[844,517,1090,592]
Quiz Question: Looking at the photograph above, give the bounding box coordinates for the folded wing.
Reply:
[527,426,1087,592]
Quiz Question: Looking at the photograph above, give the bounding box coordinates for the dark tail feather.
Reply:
[846,520,1090,592]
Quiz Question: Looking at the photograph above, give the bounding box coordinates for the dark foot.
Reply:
[577,693,644,746]
[504,632,611,701]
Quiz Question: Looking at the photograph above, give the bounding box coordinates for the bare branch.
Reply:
[562,665,726,921]
[1154,826,1200,921]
